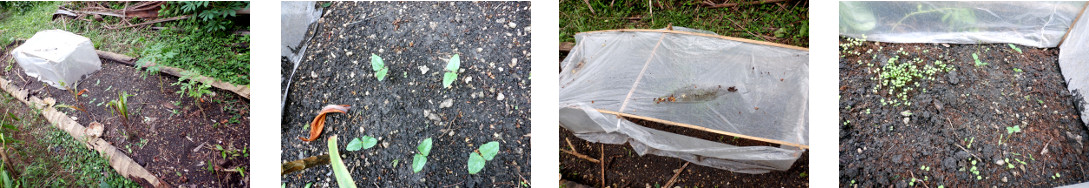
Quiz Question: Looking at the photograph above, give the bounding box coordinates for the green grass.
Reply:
[560,0,808,47]
[0,2,249,85]
[0,87,136,187]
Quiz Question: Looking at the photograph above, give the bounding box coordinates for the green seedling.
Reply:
[412,138,433,173]
[1006,125,1021,134]
[467,141,500,174]
[972,53,988,67]
[370,54,389,81]
[1013,68,1022,72]
[1008,44,1022,54]
[967,137,974,149]
[107,91,132,124]
[345,136,378,151]
[327,135,357,188]
[443,54,460,88]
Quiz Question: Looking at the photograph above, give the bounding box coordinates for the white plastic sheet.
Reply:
[10,30,102,89]
[559,28,808,173]
[840,1,1085,48]
[1060,7,1089,125]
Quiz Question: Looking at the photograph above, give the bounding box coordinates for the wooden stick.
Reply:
[582,0,596,14]
[703,0,791,8]
[561,149,600,163]
[600,143,606,187]
[1059,3,1089,47]
[578,29,808,51]
[595,109,810,149]
[663,162,689,188]
[281,154,331,175]
[954,143,980,160]
[112,15,191,30]
[560,42,576,52]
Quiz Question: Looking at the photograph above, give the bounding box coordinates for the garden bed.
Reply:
[0,49,250,186]
[280,1,530,187]
[559,127,809,187]
[838,37,1089,187]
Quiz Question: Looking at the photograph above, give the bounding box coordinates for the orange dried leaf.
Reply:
[299,105,351,142]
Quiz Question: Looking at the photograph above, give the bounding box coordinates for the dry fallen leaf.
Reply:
[299,104,351,141]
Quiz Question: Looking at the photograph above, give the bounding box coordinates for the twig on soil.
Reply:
[909,171,930,188]
[1041,138,1053,155]
[663,162,689,188]
[954,143,980,159]
[600,143,605,187]
[561,149,600,163]
[280,154,330,175]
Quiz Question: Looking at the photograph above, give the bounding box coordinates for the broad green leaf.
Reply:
[446,54,460,72]
[467,152,485,174]
[376,67,388,81]
[443,72,458,88]
[412,154,427,173]
[418,138,433,156]
[327,135,358,188]
[360,136,378,149]
[479,141,500,161]
[370,54,384,71]
[346,138,364,151]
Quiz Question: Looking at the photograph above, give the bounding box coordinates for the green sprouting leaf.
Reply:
[446,54,460,72]
[443,54,460,88]
[443,72,458,88]
[346,138,364,151]
[304,182,313,188]
[327,135,358,188]
[1008,44,1022,54]
[418,138,433,156]
[1007,125,1021,134]
[412,153,427,173]
[376,67,388,81]
[371,54,388,81]
[360,136,378,149]
[479,141,500,161]
[467,152,486,174]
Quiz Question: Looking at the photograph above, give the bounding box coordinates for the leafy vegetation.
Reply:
[370,54,389,81]
[467,141,500,174]
[412,138,433,173]
[173,70,213,101]
[443,54,460,88]
[559,0,809,47]
[106,91,132,123]
[345,136,377,151]
[327,135,357,188]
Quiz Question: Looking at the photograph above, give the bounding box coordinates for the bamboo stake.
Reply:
[578,29,808,51]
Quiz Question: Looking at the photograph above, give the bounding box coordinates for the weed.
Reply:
[972,53,988,67]
[173,70,213,101]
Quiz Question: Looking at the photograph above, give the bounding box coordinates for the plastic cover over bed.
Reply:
[558,28,808,173]
[10,30,102,89]
[1060,7,1089,125]
[840,1,1086,48]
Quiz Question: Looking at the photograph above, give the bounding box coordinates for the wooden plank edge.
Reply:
[595,109,809,149]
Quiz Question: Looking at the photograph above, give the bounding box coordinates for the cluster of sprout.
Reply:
[872,49,956,106]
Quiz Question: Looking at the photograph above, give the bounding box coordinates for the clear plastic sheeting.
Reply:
[281,1,323,112]
[558,28,808,173]
[10,30,101,89]
[840,1,1085,48]
[1059,7,1089,125]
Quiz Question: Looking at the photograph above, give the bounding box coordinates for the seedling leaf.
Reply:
[479,141,500,161]
[371,54,388,81]
[443,54,460,88]
[360,136,378,149]
[412,154,427,173]
[346,138,364,151]
[467,152,485,174]
[418,138,433,156]
[327,135,358,188]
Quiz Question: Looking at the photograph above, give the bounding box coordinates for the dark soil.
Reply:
[0,56,250,186]
[280,1,530,187]
[622,117,779,147]
[838,38,1089,187]
[560,128,809,187]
